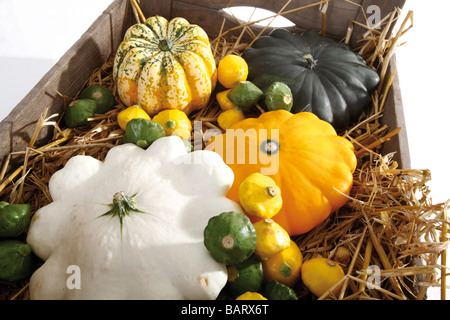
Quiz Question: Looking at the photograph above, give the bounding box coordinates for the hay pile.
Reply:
[0,0,448,300]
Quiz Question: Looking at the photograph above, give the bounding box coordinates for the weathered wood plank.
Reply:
[379,55,411,169]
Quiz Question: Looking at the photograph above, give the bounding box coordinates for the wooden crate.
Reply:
[5,0,438,302]
[0,0,409,174]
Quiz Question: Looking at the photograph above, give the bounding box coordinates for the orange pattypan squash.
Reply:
[205,110,357,236]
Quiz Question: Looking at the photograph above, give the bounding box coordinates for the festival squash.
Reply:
[206,110,357,236]
[242,29,380,129]
[113,16,217,116]
[26,136,241,299]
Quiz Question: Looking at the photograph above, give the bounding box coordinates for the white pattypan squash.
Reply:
[26,136,241,300]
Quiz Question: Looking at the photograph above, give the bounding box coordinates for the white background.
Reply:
[0,0,448,299]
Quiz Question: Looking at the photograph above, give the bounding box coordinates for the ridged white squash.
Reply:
[27,136,239,299]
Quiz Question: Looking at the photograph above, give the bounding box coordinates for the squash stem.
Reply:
[302,54,317,69]
[165,119,176,130]
[260,139,280,155]
[159,38,173,51]
[99,191,144,234]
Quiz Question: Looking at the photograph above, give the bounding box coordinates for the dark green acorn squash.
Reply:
[242,29,380,129]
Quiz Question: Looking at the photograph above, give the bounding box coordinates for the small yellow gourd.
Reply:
[239,173,282,219]
[117,104,151,131]
[301,257,345,298]
[217,108,246,130]
[262,240,302,287]
[235,291,267,300]
[152,109,192,140]
[218,54,248,89]
[216,89,236,111]
[253,219,290,260]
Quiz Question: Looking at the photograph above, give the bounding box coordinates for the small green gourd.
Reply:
[122,118,166,149]
[80,85,115,114]
[64,99,96,128]
[264,82,293,111]
[203,211,256,265]
[0,201,31,238]
[226,81,263,110]
[0,240,34,282]
[263,280,298,300]
[226,255,263,298]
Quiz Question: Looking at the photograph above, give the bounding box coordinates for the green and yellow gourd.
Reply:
[113,15,217,116]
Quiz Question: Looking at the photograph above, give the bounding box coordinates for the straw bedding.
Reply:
[0,0,448,300]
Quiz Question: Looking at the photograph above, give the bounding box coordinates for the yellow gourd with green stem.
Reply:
[117,104,151,131]
[152,109,192,140]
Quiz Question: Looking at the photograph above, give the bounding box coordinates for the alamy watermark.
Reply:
[367,4,382,30]
[366,265,381,289]
[184,121,280,176]
[66,265,81,290]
